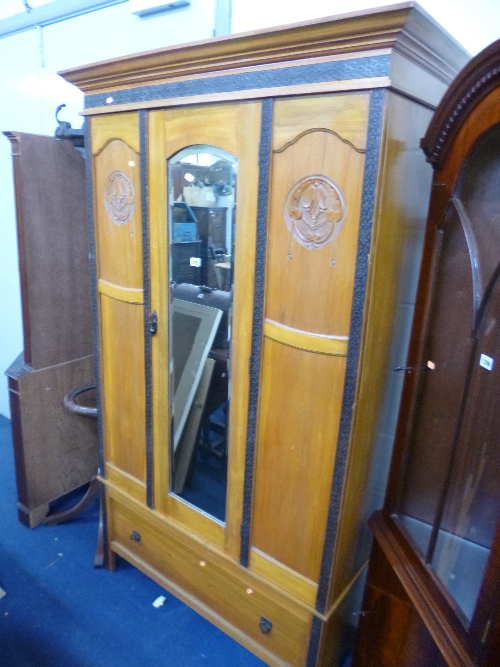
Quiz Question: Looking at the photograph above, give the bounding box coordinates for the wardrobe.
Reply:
[60,4,468,665]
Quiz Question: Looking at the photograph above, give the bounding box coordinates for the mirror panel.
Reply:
[168,145,237,522]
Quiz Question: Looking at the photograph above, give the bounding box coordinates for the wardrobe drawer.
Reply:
[109,497,311,667]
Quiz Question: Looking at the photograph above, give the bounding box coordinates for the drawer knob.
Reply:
[130,530,141,542]
[259,617,272,635]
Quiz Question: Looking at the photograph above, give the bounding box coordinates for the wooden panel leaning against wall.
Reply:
[4,132,97,528]
[90,113,147,504]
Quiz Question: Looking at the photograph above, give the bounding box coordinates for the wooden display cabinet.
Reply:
[352,39,500,667]
[59,4,468,666]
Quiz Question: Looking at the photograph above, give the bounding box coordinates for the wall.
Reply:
[0,0,217,417]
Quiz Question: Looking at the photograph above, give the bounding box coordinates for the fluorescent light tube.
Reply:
[129,0,190,17]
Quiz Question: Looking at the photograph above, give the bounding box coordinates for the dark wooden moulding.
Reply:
[4,132,98,528]
[352,38,500,667]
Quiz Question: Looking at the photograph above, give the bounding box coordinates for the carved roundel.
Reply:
[284,175,347,250]
[104,171,135,225]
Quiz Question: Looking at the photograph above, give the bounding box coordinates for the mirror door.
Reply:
[168,145,237,522]
[148,103,261,555]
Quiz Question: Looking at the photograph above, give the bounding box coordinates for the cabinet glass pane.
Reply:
[395,125,500,623]
[430,328,500,616]
[429,128,500,621]
[395,205,475,556]
[168,145,237,522]
[430,274,500,623]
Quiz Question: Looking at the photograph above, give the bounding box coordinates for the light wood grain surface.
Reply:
[252,338,347,583]
[264,94,367,336]
[93,143,143,289]
[100,295,146,494]
[251,93,368,594]
[91,112,140,155]
[107,489,311,667]
[91,113,147,501]
[148,110,170,512]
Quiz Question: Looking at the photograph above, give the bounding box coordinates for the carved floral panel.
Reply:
[104,171,135,225]
[284,175,347,250]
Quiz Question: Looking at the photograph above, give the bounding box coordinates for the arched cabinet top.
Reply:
[421,38,500,169]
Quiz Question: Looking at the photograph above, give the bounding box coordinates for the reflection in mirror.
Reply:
[168,145,237,522]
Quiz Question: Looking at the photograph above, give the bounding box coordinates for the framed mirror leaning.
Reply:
[168,145,237,522]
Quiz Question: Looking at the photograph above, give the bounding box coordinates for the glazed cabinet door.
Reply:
[249,93,370,606]
[90,113,147,504]
[393,123,500,649]
[149,103,261,557]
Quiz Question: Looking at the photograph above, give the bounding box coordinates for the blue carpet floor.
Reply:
[0,415,266,667]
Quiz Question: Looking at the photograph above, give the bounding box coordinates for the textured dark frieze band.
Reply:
[140,110,154,509]
[84,117,113,563]
[305,616,323,667]
[85,55,391,109]
[240,98,273,567]
[315,88,385,614]
[84,117,104,476]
